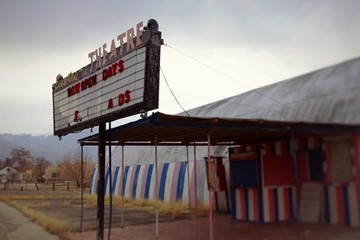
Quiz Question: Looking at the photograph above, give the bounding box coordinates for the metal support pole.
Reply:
[194,142,197,217]
[207,133,214,240]
[108,122,112,240]
[121,145,124,228]
[80,144,84,233]
[290,129,300,240]
[186,145,191,218]
[155,135,159,239]
[97,123,106,240]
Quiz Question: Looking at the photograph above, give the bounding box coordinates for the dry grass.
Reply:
[0,194,76,201]
[62,200,72,207]
[0,192,210,240]
[29,201,52,208]
[0,193,209,217]
[102,195,209,218]
[158,201,188,218]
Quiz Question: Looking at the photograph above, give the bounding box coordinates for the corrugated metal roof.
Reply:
[179,57,360,125]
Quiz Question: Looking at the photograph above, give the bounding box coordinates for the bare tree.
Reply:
[6,147,33,171]
[32,156,51,179]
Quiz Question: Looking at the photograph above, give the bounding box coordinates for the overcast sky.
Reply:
[1,0,360,135]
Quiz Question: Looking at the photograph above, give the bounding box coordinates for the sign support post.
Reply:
[97,123,106,240]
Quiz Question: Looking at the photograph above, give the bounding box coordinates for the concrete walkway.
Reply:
[0,201,59,240]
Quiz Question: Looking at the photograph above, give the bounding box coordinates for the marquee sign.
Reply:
[52,20,162,137]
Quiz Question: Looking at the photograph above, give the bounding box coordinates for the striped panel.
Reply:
[167,162,177,201]
[114,167,121,195]
[176,162,187,201]
[131,165,141,199]
[144,164,153,199]
[127,166,137,197]
[159,163,169,200]
[139,164,149,199]
[325,183,359,227]
[105,167,117,195]
[180,160,190,205]
[121,166,130,196]
[112,167,120,193]
[91,160,219,207]
[153,163,164,199]
[170,162,181,202]
[189,160,197,206]
[234,188,259,222]
[263,187,295,223]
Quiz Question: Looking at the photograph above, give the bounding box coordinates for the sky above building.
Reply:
[1,0,360,135]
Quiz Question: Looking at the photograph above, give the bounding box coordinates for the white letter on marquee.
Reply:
[126,28,135,52]
[109,39,117,60]
[102,43,108,66]
[117,32,126,55]
[136,22,143,47]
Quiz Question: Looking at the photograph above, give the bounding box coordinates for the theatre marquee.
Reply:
[52,20,162,137]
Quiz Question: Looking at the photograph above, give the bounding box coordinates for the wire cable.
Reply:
[160,66,191,117]
[164,43,316,121]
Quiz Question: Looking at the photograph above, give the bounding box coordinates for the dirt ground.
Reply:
[2,183,360,240]
[70,215,360,240]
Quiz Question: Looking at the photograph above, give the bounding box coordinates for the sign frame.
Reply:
[52,28,162,137]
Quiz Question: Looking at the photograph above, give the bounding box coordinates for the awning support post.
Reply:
[194,143,198,214]
[108,122,112,240]
[97,123,106,240]
[290,129,300,240]
[207,132,214,240]
[186,145,191,218]
[80,144,84,233]
[155,135,159,239]
[121,145,124,228]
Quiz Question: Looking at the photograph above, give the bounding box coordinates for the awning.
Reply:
[78,112,359,146]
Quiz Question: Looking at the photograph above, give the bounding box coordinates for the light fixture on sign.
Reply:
[145,19,159,31]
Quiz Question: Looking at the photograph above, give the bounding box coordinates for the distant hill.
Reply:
[0,131,97,164]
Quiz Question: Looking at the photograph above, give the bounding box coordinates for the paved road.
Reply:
[0,201,59,240]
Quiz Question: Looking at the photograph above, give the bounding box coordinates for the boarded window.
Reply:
[327,137,353,182]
